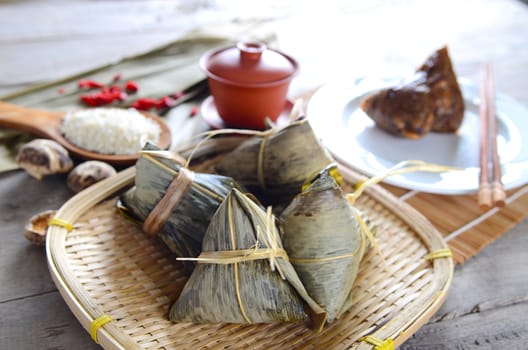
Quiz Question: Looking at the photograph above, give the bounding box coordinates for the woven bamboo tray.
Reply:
[46,142,453,350]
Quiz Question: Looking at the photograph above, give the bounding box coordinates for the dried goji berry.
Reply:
[80,94,106,107]
[78,79,105,89]
[155,96,176,110]
[107,85,122,93]
[124,81,139,93]
[130,98,157,111]
[116,91,128,101]
[105,86,127,101]
[99,94,115,104]
[79,89,123,107]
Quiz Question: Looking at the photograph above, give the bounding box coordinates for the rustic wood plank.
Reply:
[439,221,528,315]
[402,302,528,349]
[0,171,71,301]
[0,290,100,350]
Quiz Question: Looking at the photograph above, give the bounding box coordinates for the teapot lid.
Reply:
[200,42,298,86]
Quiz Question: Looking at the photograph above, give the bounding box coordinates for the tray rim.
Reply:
[46,161,453,350]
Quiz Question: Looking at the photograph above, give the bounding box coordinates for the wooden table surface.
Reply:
[1,0,527,349]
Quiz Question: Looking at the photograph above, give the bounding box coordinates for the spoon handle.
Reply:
[0,101,63,139]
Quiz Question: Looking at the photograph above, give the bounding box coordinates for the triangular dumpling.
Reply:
[361,46,464,139]
[169,189,326,327]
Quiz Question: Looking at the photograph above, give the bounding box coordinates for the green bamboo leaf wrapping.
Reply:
[170,188,325,325]
[215,118,335,207]
[119,143,242,273]
[280,167,369,323]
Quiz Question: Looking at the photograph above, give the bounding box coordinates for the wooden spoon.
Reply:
[0,101,171,166]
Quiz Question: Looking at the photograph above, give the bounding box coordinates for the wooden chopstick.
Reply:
[487,65,506,207]
[478,64,492,210]
[478,63,506,210]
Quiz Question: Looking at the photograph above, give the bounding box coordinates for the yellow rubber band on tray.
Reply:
[90,314,113,343]
[359,335,394,350]
[49,217,73,232]
[425,248,453,261]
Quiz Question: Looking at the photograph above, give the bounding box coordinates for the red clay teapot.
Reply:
[200,42,298,129]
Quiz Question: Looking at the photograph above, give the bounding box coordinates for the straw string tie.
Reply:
[143,167,194,236]
[182,247,289,265]
[347,160,459,205]
[257,132,272,191]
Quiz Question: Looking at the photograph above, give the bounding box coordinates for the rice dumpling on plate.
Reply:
[280,164,372,323]
[214,118,335,207]
[169,188,326,328]
[118,143,243,273]
[360,46,464,139]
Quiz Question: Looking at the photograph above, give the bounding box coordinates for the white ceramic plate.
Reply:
[307,77,528,195]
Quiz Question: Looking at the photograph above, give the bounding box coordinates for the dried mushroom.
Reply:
[24,209,57,245]
[16,139,73,180]
[67,160,116,193]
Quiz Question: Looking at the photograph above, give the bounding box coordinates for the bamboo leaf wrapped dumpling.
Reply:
[215,118,335,206]
[118,143,243,273]
[170,188,326,328]
[280,164,371,323]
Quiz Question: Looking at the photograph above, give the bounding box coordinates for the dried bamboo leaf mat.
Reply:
[372,179,528,265]
[46,149,453,350]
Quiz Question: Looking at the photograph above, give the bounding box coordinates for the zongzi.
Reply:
[118,143,243,273]
[360,46,465,139]
[214,118,335,207]
[280,164,371,323]
[169,188,326,328]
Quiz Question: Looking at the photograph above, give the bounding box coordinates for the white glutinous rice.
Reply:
[61,108,161,155]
